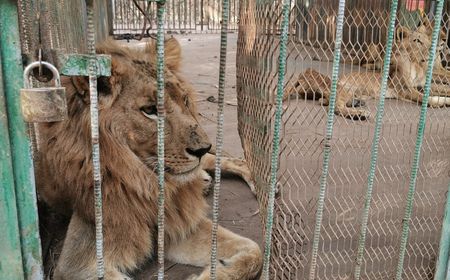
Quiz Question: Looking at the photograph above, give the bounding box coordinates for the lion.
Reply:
[284,22,450,120]
[36,38,262,279]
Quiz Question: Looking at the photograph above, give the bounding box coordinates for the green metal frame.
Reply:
[0,45,25,280]
[2,0,450,279]
[0,0,43,279]
[435,183,450,280]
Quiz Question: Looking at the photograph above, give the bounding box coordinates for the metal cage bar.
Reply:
[395,1,446,279]
[435,182,450,280]
[353,0,399,278]
[209,0,230,277]
[0,1,43,278]
[308,0,346,278]
[154,1,167,279]
[0,43,25,280]
[261,0,291,279]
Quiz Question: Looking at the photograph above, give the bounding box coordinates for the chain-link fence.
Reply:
[237,0,450,279]
[112,0,239,37]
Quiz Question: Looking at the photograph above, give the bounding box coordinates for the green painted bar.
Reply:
[59,53,111,77]
[435,182,450,280]
[394,0,445,279]
[0,0,43,279]
[0,45,25,280]
[353,1,399,278]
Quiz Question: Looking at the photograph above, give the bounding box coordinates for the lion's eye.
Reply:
[141,105,158,120]
[413,39,423,44]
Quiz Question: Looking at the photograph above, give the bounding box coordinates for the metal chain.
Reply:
[86,4,105,279]
[395,1,445,279]
[209,0,229,277]
[308,0,346,279]
[260,0,290,279]
[155,2,166,280]
[353,0,399,278]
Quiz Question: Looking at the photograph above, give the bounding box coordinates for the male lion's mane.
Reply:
[37,39,208,271]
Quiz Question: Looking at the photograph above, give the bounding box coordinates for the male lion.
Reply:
[36,38,262,279]
[284,23,450,120]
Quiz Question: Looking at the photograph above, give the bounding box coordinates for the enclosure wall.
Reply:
[237,0,450,279]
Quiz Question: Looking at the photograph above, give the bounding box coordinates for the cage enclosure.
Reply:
[237,0,450,279]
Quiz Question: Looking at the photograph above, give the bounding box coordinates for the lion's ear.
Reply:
[164,37,182,71]
[71,57,124,105]
[396,26,411,41]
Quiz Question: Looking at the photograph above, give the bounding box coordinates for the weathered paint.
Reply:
[434,183,450,280]
[59,53,111,77]
[0,0,44,279]
[0,43,25,280]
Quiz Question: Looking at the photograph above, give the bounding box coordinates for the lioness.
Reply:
[36,38,262,279]
[284,24,450,120]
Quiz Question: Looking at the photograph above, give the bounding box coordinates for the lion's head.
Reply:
[37,38,214,214]
[390,21,449,87]
[69,38,211,179]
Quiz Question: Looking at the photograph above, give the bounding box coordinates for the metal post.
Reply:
[0,0,43,279]
[201,0,204,31]
[0,47,25,280]
[434,183,450,280]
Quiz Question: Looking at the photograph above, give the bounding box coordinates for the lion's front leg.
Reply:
[202,153,256,194]
[167,219,262,280]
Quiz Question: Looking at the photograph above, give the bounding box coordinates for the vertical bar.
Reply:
[201,0,204,31]
[106,0,114,36]
[447,257,450,280]
[435,183,450,280]
[308,0,346,279]
[85,2,105,279]
[155,1,166,279]
[395,1,445,279]
[184,0,188,29]
[193,0,198,30]
[353,1,399,279]
[172,0,175,30]
[0,1,44,279]
[209,0,229,277]
[260,0,290,279]
[0,49,25,280]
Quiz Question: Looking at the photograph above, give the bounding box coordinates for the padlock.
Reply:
[20,61,67,122]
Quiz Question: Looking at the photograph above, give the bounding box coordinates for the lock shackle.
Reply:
[23,61,61,88]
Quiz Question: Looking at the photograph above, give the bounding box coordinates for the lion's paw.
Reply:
[201,170,213,196]
[186,274,199,280]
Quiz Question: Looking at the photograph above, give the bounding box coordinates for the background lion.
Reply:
[36,38,262,279]
[284,21,450,120]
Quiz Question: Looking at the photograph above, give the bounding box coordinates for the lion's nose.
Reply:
[186,144,212,159]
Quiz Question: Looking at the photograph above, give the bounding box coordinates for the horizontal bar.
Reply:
[59,53,111,76]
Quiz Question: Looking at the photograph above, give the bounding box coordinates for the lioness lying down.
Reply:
[284,23,450,120]
[36,38,262,279]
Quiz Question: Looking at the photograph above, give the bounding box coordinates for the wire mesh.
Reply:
[237,0,450,279]
[111,0,239,36]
